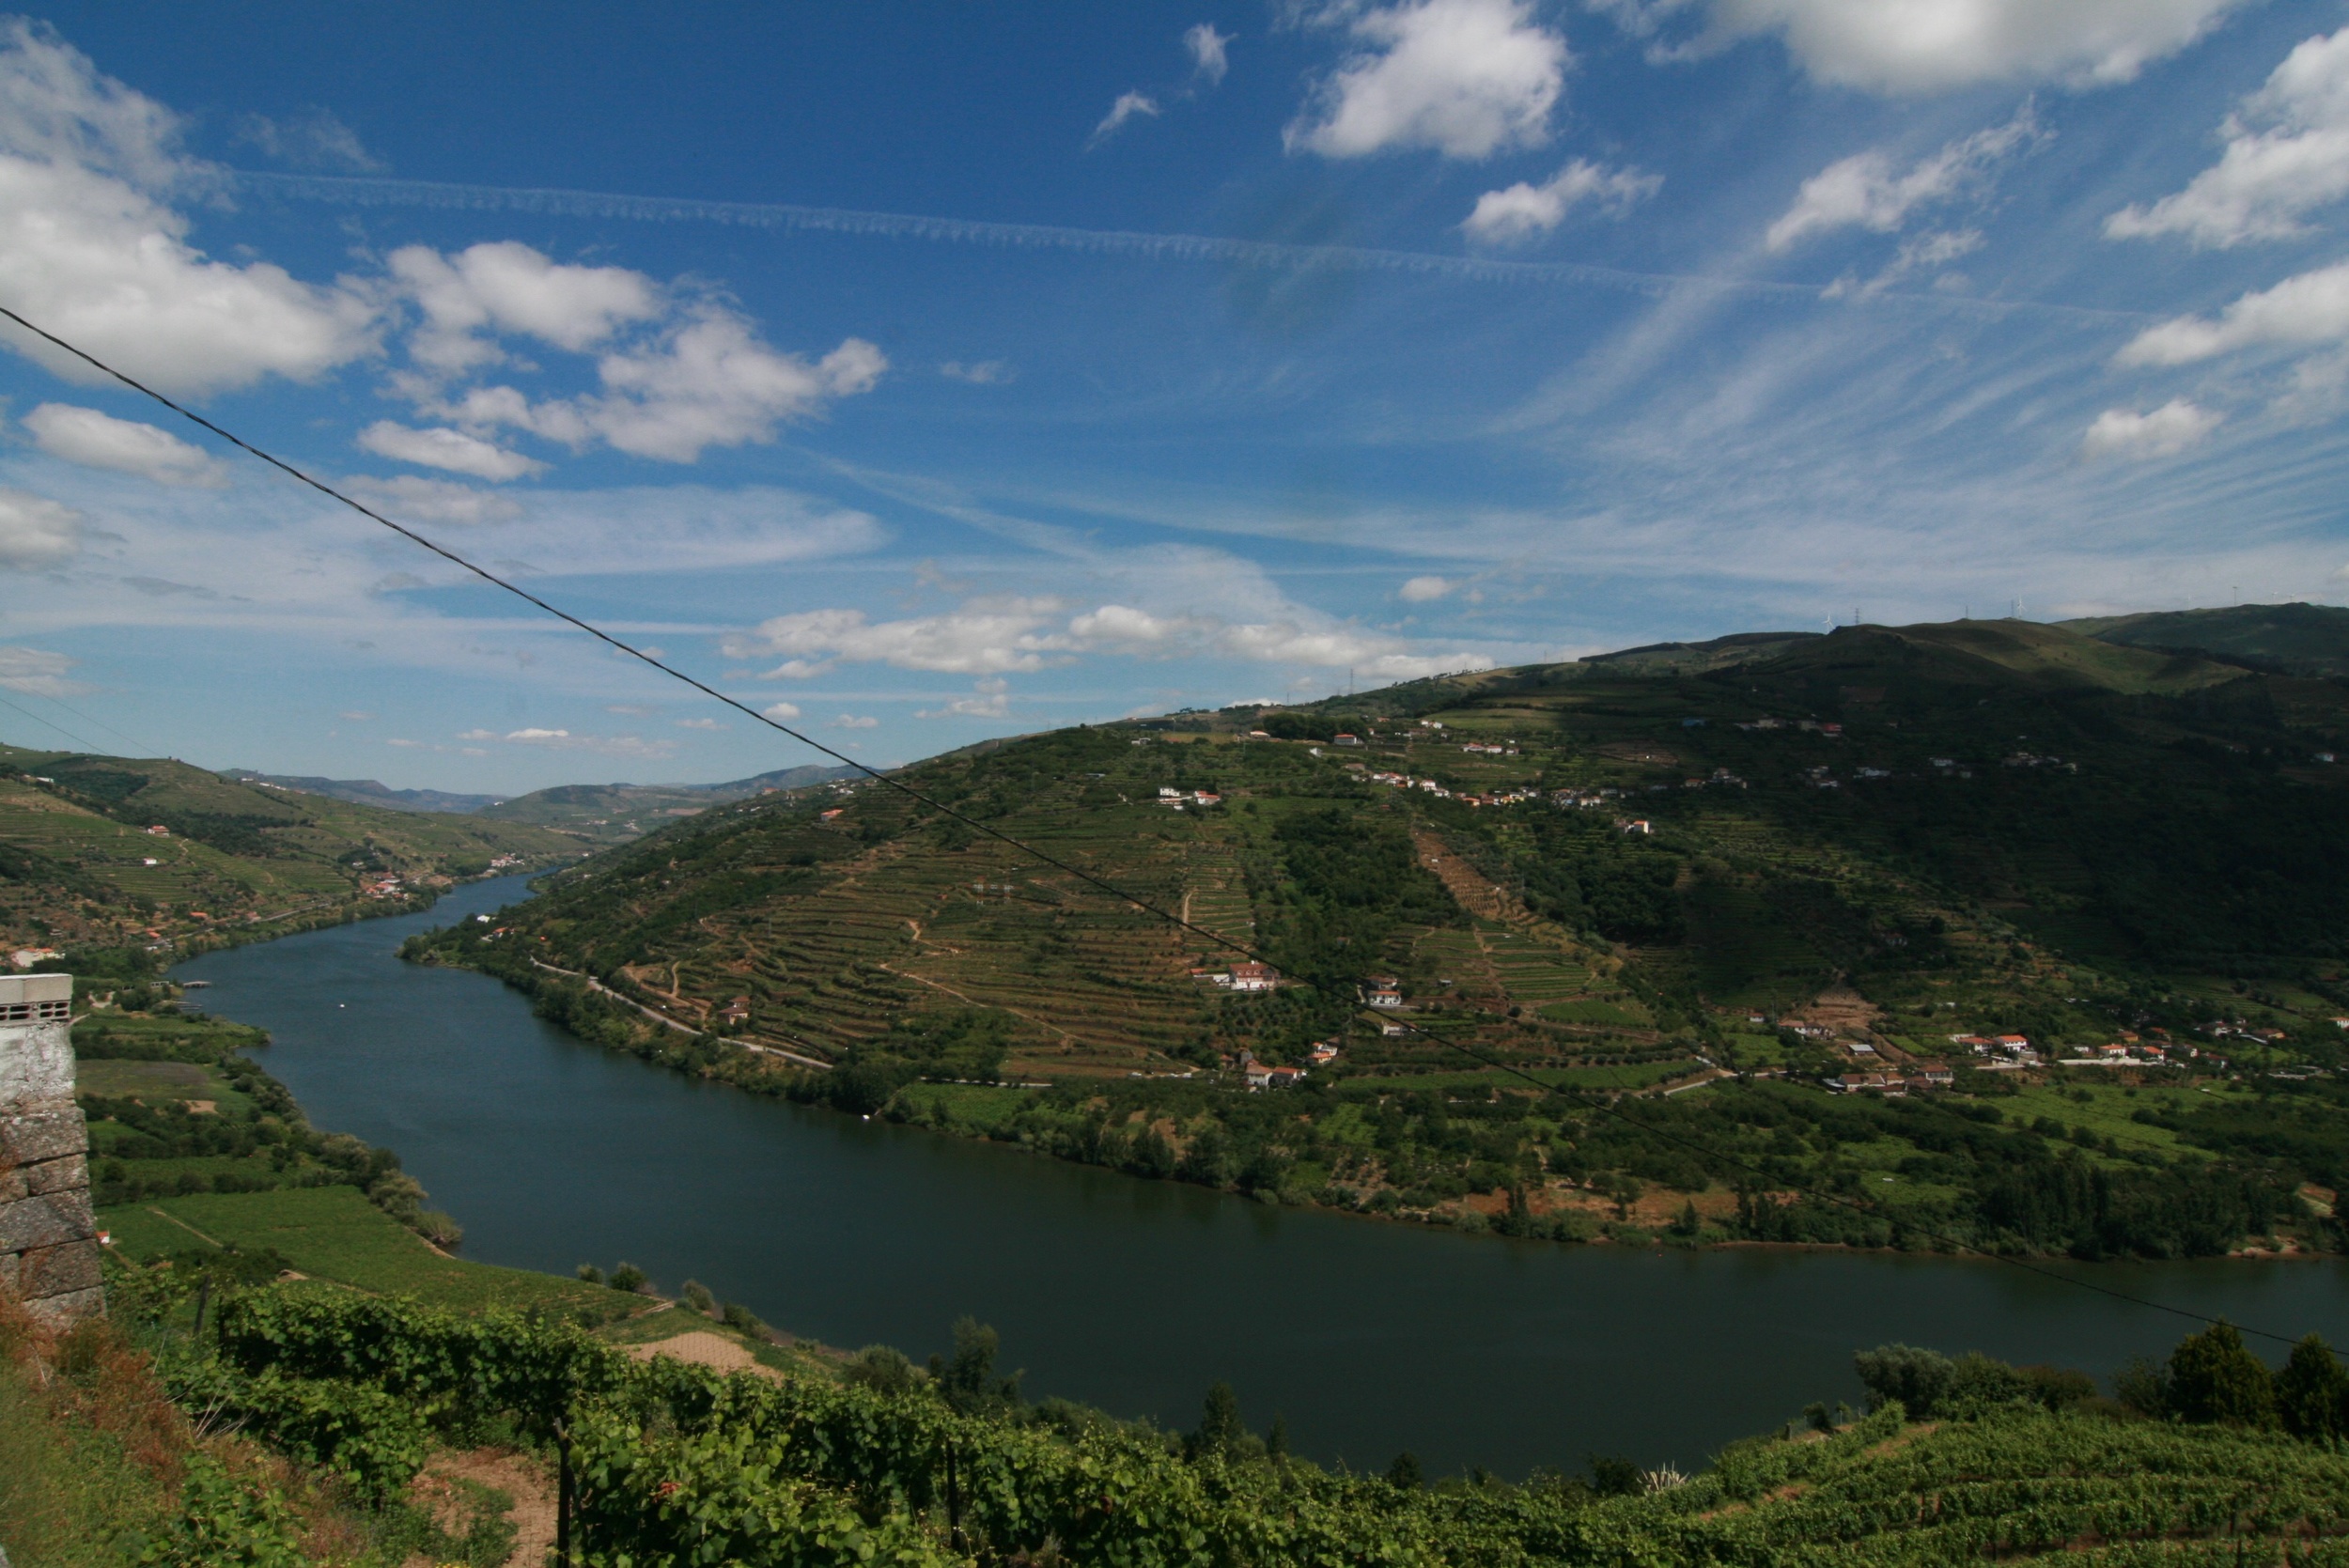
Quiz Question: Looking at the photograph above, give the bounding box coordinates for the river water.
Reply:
[174,876,2349,1477]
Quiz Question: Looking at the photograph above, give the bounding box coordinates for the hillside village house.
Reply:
[1225,961,1277,993]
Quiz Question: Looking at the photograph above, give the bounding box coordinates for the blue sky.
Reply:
[0,1,2345,790]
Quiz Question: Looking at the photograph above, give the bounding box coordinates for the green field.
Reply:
[97,1186,614,1314]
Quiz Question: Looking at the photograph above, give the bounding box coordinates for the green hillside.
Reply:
[408,613,2349,1259]
[226,761,860,844]
[0,743,579,952]
[2068,601,2349,678]
[471,762,861,845]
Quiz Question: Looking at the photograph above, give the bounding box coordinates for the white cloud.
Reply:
[1766,107,2044,251]
[357,420,546,481]
[1187,23,1235,84]
[453,310,886,464]
[1286,0,1568,160]
[1699,0,2249,94]
[727,601,1072,676]
[2117,261,2349,365]
[940,359,1012,384]
[2106,26,2349,248]
[727,592,1490,681]
[387,241,662,376]
[2080,399,2222,459]
[1091,90,1161,146]
[478,724,677,760]
[0,487,81,567]
[832,713,880,729]
[1399,574,1456,600]
[23,402,226,487]
[0,645,84,696]
[337,474,523,525]
[760,701,802,721]
[380,241,886,465]
[0,23,378,397]
[675,717,723,730]
[340,710,373,721]
[918,677,1012,720]
[1462,158,1660,243]
[230,106,381,172]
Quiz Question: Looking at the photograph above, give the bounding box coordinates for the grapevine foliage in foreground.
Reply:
[189,1284,2349,1566]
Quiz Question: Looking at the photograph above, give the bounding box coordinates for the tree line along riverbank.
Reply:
[410,923,2348,1263]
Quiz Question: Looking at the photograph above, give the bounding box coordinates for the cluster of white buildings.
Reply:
[1156,787,1223,810]
[1950,1032,2037,1069]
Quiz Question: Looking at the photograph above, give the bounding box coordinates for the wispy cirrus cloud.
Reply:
[1766,106,2046,253]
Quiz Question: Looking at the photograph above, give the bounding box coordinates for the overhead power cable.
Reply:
[0,690,107,753]
[0,302,2325,1356]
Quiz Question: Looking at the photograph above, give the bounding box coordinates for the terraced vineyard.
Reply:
[410,612,2349,1260]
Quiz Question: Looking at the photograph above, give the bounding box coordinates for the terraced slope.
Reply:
[412,613,2349,1257]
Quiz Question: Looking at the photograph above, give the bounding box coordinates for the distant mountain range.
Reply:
[219,763,863,846]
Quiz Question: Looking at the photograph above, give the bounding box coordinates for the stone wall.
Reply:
[0,972,101,1326]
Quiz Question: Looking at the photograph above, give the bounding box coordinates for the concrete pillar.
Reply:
[0,973,101,1327]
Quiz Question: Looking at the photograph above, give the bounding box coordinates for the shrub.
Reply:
[844,1345,922,1395]
[720,1302,770,1340]
[608,1263,648,1294]
[137,1455,306,1568]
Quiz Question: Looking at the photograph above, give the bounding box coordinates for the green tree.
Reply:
[1128,1127,1176,1180]
[1191,1380,1247,1459]
[2276,1334,2349,1442]
[1385,1451,1423,1490]
[1266,1411,1289,1460]
[2167,1321,2277,1427]
[930,1317,1021,1415]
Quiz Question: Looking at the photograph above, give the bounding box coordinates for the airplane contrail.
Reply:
[229,170,2143,325]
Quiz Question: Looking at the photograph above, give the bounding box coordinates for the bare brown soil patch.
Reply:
[405,1447,552,1568]
[623,1329,783,1381]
